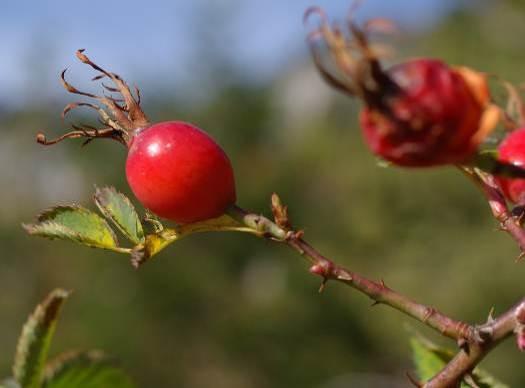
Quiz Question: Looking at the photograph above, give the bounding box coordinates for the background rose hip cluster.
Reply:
[1,1,525,387]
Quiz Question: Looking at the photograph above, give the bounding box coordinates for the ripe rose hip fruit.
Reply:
[359,59,488,166]
[495,128,525,204]
[306,9,497,167]
[37,50,236,224]
[126,121,236,223]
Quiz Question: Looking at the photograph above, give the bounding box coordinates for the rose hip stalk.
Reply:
[37,50,236,224]
[305,7,498,167]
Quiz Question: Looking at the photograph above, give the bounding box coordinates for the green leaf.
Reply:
[410,336,509,388]
[13,289,69,388]
[131,214,254,267]
[42,350,136,388]
[23,206,121,251]
[471,151,525,178]
[93,187,144,245]
[410,337,448,382]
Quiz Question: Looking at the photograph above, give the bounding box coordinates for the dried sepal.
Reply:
[453,67,500,148]
[37,49,150,148]
[36,126,126,147]
[304,5,399,105]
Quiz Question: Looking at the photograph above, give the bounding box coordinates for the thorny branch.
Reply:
[301,5,525,386]
[33,41,525,388]
[425,298,525,388]
[225,190,525,387]
[226,198,475,343]
[408,168,525,387]
[464,167,525,257]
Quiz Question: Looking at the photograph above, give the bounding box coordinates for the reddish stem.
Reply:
[227,205,473,342]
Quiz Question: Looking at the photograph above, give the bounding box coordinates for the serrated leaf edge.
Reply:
[23,221,119,250]
[22,205,130,252]
[13,289,70,388]
[93,186,145,245]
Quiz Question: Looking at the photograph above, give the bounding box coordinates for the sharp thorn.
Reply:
[487,306,495,323]
[318,277,328,293]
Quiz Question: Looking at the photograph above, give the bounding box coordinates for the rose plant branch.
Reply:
[229,196,525,388]
[419,168,525,386]
[226,199,474,343]
[462,167,525,256]
[425,299,525,388]
[28,11,525,385]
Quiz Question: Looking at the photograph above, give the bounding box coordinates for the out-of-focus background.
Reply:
[1,0,525,386]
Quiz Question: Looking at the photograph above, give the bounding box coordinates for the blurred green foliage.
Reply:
[2,2,525,387]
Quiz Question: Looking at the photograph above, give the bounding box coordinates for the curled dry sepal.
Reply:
[23,186,254,268]
[0,289,135,388]
[36,49,149,148]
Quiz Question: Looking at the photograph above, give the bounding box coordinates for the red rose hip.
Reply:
[306,9,497,167]
[359,59,487,166]
[496,128,525,204]
[126,121,236,224]
[36,50,236,224]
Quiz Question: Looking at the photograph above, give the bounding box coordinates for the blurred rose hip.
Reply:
[360,59,489,166]
[306,7,498,167]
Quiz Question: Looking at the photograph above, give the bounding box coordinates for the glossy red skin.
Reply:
[360,59,483,167]
[126,121,236,224]
[496,128,525,204]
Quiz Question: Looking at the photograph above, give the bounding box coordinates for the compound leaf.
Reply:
[23,206,120,251]
[94,186,144,245]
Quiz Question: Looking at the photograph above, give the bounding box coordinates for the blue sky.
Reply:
[1,0,471,106]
